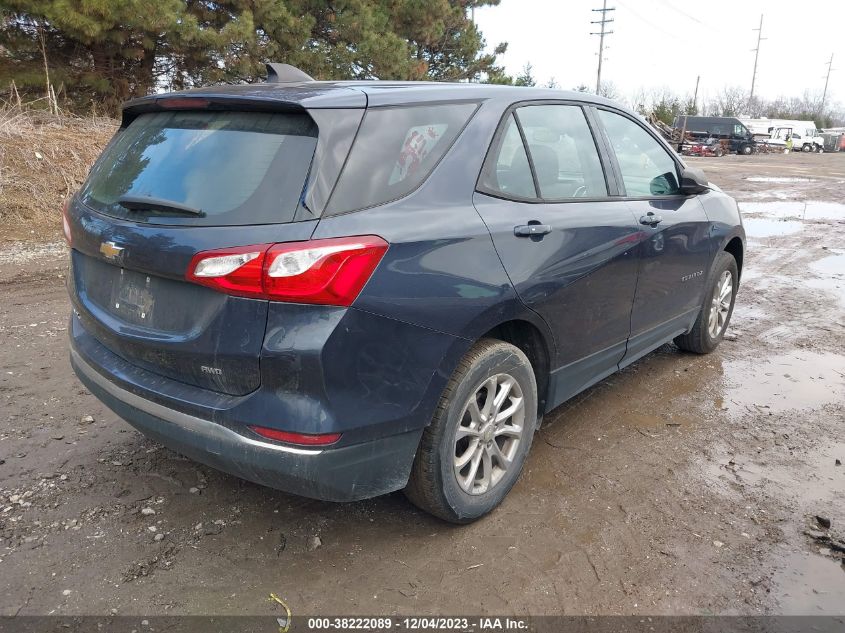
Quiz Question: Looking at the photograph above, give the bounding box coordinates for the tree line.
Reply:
[2,2,842,128]
[629,85,844,129]
[0,0,512,113]
[511,64,844,129]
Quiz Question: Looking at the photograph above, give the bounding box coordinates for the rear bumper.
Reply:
[71,347,423,502]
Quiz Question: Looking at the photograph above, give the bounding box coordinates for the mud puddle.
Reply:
[743,218,805,238]
[707,440,844,502]
[772,552,845,614]
[807,251,845,306]
[739,201,845,221]
[746,177,816,183]
[720,350,845,416]
[701,431,844,615]
[809,252,845,276]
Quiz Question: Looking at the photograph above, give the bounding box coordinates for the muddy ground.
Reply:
[0,152,843,617]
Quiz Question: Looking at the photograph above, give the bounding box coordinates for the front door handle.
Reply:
[639,213,663,227]
[514,223,552,237]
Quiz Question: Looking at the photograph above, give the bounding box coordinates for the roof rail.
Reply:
[265,63,314,83]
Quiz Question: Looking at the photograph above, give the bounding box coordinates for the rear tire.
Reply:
[674,251,738,354]
[404,339,537,523]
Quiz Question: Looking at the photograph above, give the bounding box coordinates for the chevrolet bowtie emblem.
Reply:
[99,241,124,260]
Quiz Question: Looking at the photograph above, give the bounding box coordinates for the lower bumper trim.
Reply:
[70,348,423,502]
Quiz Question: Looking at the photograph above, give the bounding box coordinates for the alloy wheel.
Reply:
[453,373,525,495]
[708,270,733,339]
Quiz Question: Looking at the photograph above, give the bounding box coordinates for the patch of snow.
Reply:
[745,177,816,183]
[0,241,66,266]
[745,189,794,200]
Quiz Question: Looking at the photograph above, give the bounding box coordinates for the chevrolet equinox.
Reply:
[66,65,744,523]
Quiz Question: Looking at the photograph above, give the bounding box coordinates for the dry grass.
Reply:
[0,103,116,243]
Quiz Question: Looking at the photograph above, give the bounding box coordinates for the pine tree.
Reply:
[1,0,507,113]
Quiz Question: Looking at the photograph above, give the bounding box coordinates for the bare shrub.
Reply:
[0,99,116,241]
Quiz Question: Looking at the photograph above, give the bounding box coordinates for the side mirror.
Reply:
[679,166,710,195]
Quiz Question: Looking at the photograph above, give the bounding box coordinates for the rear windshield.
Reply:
[80,110,317,225]
[327,102,478,214]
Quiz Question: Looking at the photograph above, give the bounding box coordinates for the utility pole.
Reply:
[692,75,700,114]
[749,14,766,103]
[821,53,834,112]
[591,0,615,95]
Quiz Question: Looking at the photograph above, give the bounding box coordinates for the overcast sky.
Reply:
[474,0,845,106]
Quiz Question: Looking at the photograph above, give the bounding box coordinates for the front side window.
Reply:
[327,103,478,214]
[479,104,608,201]
[516,105,607,199]
[598,109,681,197]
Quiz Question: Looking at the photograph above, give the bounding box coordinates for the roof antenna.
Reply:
[265,63,314,83]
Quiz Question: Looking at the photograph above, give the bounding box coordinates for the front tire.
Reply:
[404,339,537,523]
[674,251,738,354]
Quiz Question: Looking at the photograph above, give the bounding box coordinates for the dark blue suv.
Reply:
[66,67,744,522]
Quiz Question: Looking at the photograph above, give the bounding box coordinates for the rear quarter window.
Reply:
[326,102,478,214]
[80,110,317,226]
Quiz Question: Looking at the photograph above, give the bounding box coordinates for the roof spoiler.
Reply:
[265,63,314,83]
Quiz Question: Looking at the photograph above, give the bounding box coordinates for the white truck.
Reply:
[740,118,825,152]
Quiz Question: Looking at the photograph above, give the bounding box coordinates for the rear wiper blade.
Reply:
[117,194,205,217]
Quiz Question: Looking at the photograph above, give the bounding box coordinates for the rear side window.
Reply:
[598,109,680,197]
[479,114,536,199]
[80,111,317,225]
[327,103,477,214]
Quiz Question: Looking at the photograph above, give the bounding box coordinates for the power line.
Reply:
[616,1,685,43]
[651,0,715,30]
[749,14,766,102]
[590,0,615,95]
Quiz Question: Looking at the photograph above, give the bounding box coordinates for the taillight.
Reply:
[61,198,72,246]
[187,244,271,298]
[263,237,388,305]
[186,236,388,305]
[248,425,342,446]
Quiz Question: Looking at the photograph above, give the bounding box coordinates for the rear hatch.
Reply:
[68,105,327,395]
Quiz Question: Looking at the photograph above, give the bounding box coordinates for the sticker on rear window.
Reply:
[389,124,447,185]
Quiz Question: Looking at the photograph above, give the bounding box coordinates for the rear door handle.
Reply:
[639,214,663,227]
[514,224,552,237]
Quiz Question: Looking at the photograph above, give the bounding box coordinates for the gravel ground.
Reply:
[0,152,843,617]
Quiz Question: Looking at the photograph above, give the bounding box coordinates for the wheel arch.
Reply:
[478,319,552,416]
[723,235,744,281]
[430,306,556,423]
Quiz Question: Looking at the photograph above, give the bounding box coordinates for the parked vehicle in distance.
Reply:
[742,118,826,152]
[673,115,756,155]
[769,123,825,152]
[820,131,844,152]
[66,65,745,522]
